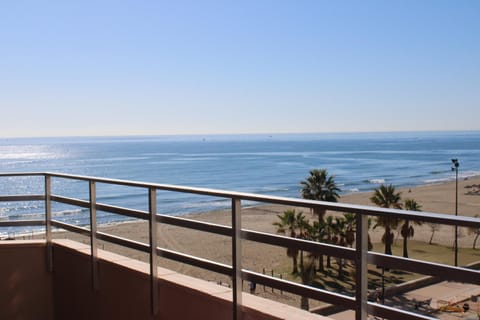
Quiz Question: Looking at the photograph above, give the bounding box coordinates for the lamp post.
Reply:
[451,159,459,266]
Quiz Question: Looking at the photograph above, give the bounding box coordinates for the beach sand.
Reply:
[52,176,480,309]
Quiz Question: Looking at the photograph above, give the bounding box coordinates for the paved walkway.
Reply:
[329,281,480,320]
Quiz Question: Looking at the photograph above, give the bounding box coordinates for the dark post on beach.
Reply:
[451,158,459,267]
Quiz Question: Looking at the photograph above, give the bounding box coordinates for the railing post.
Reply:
[149,187,159,315]
[89,180,99,290]
[45,174,53,272]
[232,198,242,320]
[355,213,368,320]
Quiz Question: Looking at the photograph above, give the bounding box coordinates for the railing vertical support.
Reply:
[355,213,368,320]
[232,198,242,320]
[89,180,99,290]
[45,175,53,272]
[149,187,159,316]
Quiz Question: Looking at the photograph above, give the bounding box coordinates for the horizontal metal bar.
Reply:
[44,172,480,228]
[243,270,356,309]
[156,214,232,236]
[0,172,477,229]
[0,172,45,177]
[51,220,91,236]
[369,252,480,284]
[47,172,156,188]
[0,219,45,227]
[52,195,149,220]
[96,231,150,253]
[96,203,149,220]
[51,195,90,208]
[156,247,232,276]
[0,194,44,202]
[368,302,437,320]
[242,229,356,260]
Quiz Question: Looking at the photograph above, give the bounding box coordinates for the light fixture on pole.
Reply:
[451,158,459,266]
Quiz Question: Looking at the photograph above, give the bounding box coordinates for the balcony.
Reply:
[1,172,479,320]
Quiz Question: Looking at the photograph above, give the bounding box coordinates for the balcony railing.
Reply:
[1,172,479,320]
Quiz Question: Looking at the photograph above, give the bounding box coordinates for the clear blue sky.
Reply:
[1,1,479,138]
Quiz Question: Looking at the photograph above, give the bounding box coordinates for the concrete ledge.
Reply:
[52,239,329,320]
[0,239,330,319]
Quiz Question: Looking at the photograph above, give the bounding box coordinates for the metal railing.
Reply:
[1,172,479,320]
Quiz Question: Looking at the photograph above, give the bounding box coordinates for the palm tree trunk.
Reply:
[474,234,479,250]
[301,296,309,310]
[402,221,409,258]
[385,226,392,255]
[292,253,298,274]
[338,258,343,280]
[318,255,324,272]
[315,208,326,272]
[403,235,408,258]
[429,229,435,245]
[300,250,304,269]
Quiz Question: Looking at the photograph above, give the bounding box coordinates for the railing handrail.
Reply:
[1,172,479,320]
[1,171,478,228]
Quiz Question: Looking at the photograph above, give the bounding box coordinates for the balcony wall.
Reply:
[0,240,327,320]
[0,240,54,320]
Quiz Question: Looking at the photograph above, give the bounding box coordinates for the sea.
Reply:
[1,131,480,236]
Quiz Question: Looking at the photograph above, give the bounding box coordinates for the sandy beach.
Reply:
[90,175,480,253]
[52,176,480,309]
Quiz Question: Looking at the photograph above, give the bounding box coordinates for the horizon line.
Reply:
[1,129,480,140]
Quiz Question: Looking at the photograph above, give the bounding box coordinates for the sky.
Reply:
[1,0,479,138]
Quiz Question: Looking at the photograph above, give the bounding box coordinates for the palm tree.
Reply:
[299,257,316,310]
[295,213,311,269]
[333,216,347,279]
[367,217,374,251]
[303,220,324,270]
[273,209,306,274]
[427,222,441,245]
[400,199,423,258]
[300,169,340,270]
[343,213,356,248]
[370,184,402,255]
[301,169,341,220]
[468,214,480,249]
[324,215,336,269]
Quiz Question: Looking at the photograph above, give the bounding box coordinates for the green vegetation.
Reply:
[273,209,308,274]
[275,240,480,298]
[300,168,340,271]
[370,184,402,255]
[401,198,423,258]
[272,171,480,310]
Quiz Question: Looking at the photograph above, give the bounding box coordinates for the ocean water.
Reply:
[1,131,480,235]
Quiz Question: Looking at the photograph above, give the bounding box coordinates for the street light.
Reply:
[451,158,459,266]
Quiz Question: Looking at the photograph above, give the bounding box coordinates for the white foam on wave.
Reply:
[369,179,385,184]
[349,188,360,193]
[258,186,290,192]
[424,171,480,185]
[52,209,84,216]
[424,177,451,184]
[460,170,480,179]
[180,200,230,209]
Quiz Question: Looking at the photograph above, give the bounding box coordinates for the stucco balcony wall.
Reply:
[0,239,327,320]
[0,240,54,320]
